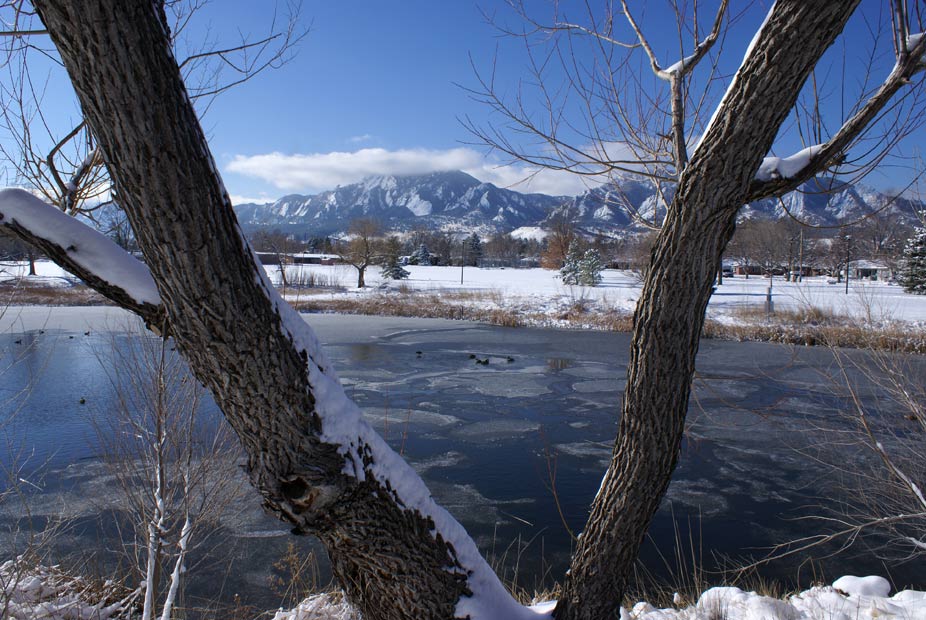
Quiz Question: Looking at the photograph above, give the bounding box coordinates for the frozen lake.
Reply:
[0,307,922,610]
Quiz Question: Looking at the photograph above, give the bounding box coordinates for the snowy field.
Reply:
[8,260,919,325]
[259,263,926,325]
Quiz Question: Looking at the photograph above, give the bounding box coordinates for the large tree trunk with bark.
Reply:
[554,3,860,619]
[29,2,530,619]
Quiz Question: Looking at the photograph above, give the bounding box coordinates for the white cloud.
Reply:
[227,147,481,191]
[226,146,609,196]
[229,194,274,206]
[347,134,374,144]
[468,163,602,197]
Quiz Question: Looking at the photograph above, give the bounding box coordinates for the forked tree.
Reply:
[0,2,924,620]
[339,217,383,288]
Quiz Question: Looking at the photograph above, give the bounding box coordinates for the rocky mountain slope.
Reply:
[234,171,563,236]
[235,171,922,237]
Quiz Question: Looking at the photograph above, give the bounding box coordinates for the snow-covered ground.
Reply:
[1,559,138,620]
[4,260,926,326]
[7,563,926,620]
[275,576,926,620]
[263,262,926,325]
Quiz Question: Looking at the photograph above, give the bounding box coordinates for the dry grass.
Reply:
[705,304,926,353]
[291,287,638,333]
[0,282,111,306]
[727,304,842,326]
[291,293,530,328]
[4,280,922,352]
[297,292,926,352]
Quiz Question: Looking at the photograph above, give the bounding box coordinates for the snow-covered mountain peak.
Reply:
[234,172,922,237]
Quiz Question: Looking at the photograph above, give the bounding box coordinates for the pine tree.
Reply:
[410,243,431,266]
[381,259,410,280]
[578,248,604,286]
[559,242,582,285]
[465,232,483,267]
[381,236,410,280]
[900,224,926,294]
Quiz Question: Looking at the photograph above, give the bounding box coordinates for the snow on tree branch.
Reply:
[621,0,728,81]
[0,188,163,320]
[754,145,824,181]
[747,28,926,202]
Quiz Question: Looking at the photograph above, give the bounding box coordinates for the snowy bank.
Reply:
[1,559,140,620]
[272,577,926,620]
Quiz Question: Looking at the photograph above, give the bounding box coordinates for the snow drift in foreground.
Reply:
[273,576,926,620]
[1,559,138,620]
[3,535,926,620]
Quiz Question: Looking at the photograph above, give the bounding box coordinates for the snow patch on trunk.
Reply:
[692,1,777,155]
[241,226,544,619]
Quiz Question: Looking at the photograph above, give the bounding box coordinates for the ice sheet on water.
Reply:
[426,481,535,527]
[557,363,615,378]
[663,478,731,517]
[452,419,542,441]
[691,378,760,401]
[572,379,622,394]
[361,407,461,428]
[428,372,552,398]
[554,442,612,467]
[411,451,467,474]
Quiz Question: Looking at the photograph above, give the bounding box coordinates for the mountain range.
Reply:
[233,171,922,238]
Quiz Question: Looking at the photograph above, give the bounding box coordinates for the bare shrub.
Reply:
[284,267,345,290]
[814,348,926,561]
[269,542,325,610]
[94,328,245,619]
[743,344,926,573]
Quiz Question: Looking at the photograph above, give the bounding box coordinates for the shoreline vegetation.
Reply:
[2,278,924,354]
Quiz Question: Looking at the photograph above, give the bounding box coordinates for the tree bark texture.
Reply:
[555,2,861,619]
[32,2,485,618]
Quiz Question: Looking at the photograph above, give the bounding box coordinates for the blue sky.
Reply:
[3,1,922,203]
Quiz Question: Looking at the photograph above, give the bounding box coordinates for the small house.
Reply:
[848,260,891,281]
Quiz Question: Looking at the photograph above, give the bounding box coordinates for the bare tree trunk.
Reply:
[31,2,513,618]
[555,3,860,619]
[357,265,366,288]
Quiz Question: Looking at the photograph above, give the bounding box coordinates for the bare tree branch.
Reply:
[748,24,926,201]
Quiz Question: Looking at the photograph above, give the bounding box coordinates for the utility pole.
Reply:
[798,228,804,283]
[844,235,851,295]
[461,240,465,285]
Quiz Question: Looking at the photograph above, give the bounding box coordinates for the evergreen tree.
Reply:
[410,243,431,266]
[381,235,410,280]
[381,259,410,280]
[578,248,604,286]
[559,242,583,285]
[900,223,926,294]
[465,232,483,267]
